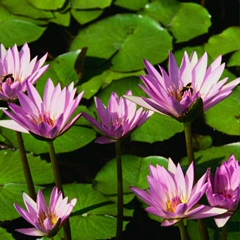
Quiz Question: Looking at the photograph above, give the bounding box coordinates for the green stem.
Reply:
[115,141,123,240]
[178,220,188,240]
[48,141,71,240]
[16,131,36,200]
[221,224,228,240]
[183,122,209,240]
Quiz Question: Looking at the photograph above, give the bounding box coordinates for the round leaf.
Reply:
[0,228,14,239]
[114,0,149,10]
[93,155,168,203]
[0,149,53,185]
[70,14,172,71]
[71,0,112,9]
[228,50,240,67]
[132,112,183,142]
[204,27,240,59]
[205,86,240,136]
[170,3,211,42]
[0,19,46,47]
[27,0,66,10]
[71,9,103,25]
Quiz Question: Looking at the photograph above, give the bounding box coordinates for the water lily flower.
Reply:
[0,78,84,140]
[14,187,77,237]
[124,52,240,121]
[206,154,240,227]
[0,43,48,101]
[132,158,227,226]
[83,90,153,144]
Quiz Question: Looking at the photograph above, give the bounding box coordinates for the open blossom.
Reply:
[0,78,84,140]
[132,158,227,226]
[124,52,239,121]
[14,187,77,237]
[206,155,240,228]
[83,90,153,144]
[0,43,48,101]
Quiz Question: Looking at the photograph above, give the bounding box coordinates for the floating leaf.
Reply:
[0,228,14,240]
[0,19,46,47]
[228,50,240,67]
[1,125,96,154]
[204,27,240,59]
[55,184,132,240]
[49,11,71,27]
[132,113,183,142]
[205,86,240,136]
[0,149,53,185]
[170,3,211,42]
[70,14,172,71]
[27,0,66,10]
[94,155,168,203]
[114,0,149,10]
[71,9,103,24]
[70,0,112,9]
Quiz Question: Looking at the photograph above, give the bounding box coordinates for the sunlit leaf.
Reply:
[71,9,103,24]
[70,14,172,71]
[94,155,168,203]
[204,27,240,59]
[70,0,112,9]
[205,86,240,136]
[0,228,14,240]
[27,0,66,10]
[115,0,149,10]
[228,50,240,67]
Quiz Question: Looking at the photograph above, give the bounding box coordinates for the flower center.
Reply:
[166,196,183,212]
[38,210,59,229]
[1,74,14,87]
[30,113,56,126]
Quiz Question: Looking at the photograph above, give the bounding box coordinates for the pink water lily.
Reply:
[132,159,227,226]
[83,90,153,144]
[0,78,84,140]
[206,155,240,227]
[14,187,77,237]
[124,52,239,120]
[0,43,48,101]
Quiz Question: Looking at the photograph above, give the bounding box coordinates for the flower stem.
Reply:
[221,224,228,240]
[183,122,209,240]
[115,141,123,240]
[16,131,36,200]
[178,220,188,240]
[48,141,71,240]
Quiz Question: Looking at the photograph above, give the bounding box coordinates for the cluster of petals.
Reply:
[0,78,84,140]
[206,154,240,227]
[14,187,77,237]
[132,158,227,226]
[83,90,153,144]
[0,43,48,101]
[125,52,240,119]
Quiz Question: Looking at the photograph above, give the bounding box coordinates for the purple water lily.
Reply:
[132,158,227,226]
[206,155,240,227]
[14,187,77,237]
[0,78,84,140]
[0,43,48,101]
[83,90,153,144]
[125,52,239,120]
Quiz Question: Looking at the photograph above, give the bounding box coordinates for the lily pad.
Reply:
[27,0,66,10]
[70,14,172,72]
[93,155,168,203]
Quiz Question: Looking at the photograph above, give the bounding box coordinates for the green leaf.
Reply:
[80,69,144,99]
[0,183,42,220]
[27,0,66,10]
[0,6,11,21]
[49,11,71,27]
[94,155,168,203]
[181,142,240,171]
[71,9,103,25]
[115,0,149,10]
[1,125,96,154]
[228,50,240,67]
[205,86,240,136]
[0,0,53,19]
[0,149,53,184]
[70,0,112,9]
[0,18,46,47]
[204,27,240,59]
[140,0,180,26]
[0,228,14,239]
[170,3,211,42]
[70,14,172,72]
[132,113,183,142]
[56,184,131,240]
